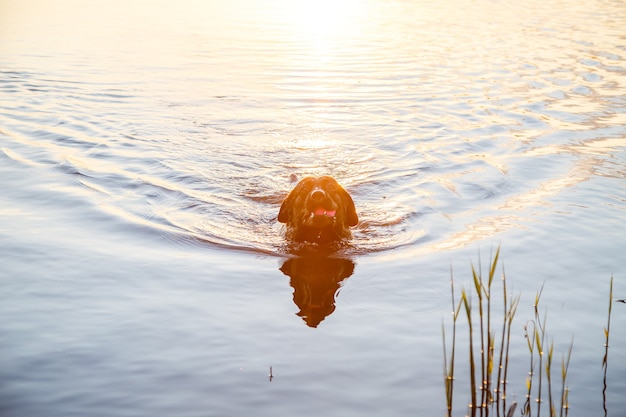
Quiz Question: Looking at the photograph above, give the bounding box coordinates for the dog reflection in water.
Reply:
[280,257,355,328]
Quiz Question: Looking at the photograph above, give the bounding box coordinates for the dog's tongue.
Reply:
[314,207,336,217]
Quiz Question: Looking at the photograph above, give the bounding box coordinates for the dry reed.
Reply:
[442,247,586,417]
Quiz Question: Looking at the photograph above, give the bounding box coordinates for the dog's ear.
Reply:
[340,187,358,227]
[278,192,294,223]
[278,178,308,223]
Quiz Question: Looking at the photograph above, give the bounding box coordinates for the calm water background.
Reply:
[1,0,625,416]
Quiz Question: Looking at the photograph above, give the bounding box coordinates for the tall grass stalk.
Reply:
[484,247,498,412]
[461,288,477,415]
[560,338,573,417]
[496,269,520,417]
[471,264,485,415]
[443,268,463,417]
[523,320,536,416]
[601,275,613,416]
[535,312,547,417]
[546,341,554,417]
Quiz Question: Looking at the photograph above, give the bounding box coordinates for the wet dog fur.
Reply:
[278,176,358,244]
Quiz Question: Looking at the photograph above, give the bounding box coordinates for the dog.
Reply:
[278,176,358,244]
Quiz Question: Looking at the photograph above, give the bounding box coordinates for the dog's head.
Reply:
[278,176,358,243]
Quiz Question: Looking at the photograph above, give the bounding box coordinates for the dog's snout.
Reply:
[310,189,326,201]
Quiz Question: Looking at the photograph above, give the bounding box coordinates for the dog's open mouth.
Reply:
[306,206,337,228]
[312,207,336,217]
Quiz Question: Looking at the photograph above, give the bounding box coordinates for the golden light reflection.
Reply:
[289,0,363,35]
[291,137,336,150]
[279,0,370,55]
[428,143,609,252]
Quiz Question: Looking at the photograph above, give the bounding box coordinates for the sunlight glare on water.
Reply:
[282,0,369,41]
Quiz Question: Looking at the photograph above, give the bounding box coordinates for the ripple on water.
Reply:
[1,0,625,260]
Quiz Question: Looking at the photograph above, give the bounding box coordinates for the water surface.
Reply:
[1,0,625,416]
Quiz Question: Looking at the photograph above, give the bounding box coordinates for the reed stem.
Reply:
[560,338,573,417]
[462,289,477,416]
[444,268,463,417]
[601,276,613,417]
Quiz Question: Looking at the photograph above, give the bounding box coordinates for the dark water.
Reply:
[1,0,625,416]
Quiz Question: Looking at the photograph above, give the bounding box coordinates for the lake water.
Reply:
[1,0,625,416]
